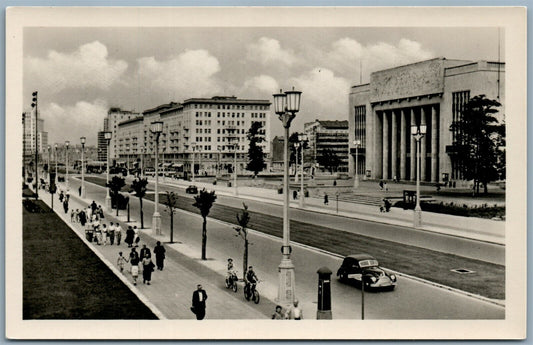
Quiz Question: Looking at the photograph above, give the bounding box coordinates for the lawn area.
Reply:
[23,199,157,319]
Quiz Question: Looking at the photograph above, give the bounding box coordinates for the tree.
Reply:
[193,188,217,260]
[164,191,178,243]
[317,148,342,174]
[234,203,251,279]
[246,121,266,177]
[449,95,504,195]
[131,178,148,229]
[107,175,126,216]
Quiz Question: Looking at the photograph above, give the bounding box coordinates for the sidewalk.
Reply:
[39,186,273,320]
[133,175,505,245]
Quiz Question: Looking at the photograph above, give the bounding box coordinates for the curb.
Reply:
[40,191,168,320]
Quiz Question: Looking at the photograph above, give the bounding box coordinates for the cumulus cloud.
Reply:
[136,49,221,99]
[25,41,128,93]
[241,75,280,95]
[247,37,299,66]
[325,38,434,81]
[41,99,108,146]
[291,67,350,123]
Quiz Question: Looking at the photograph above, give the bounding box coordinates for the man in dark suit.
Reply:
[191,284,208,320]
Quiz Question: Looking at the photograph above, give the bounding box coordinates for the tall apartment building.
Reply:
[304,119,350,172]
[97,131,108,162]
[115,96,271,176]
[22,111,48,164]
[106,108,141,160]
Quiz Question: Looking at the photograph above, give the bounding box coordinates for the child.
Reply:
[117,252,128,273]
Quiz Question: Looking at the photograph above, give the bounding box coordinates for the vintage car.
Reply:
[185,185,198,194]
[336,254,397,291]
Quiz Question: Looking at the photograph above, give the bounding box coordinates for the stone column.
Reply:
[375,110,383,179]
[421,106,427,181]
[410,108,416,181]
[391,110,398,181]
[431,105,438,182]
[382,110,389,180]
[400,109,407,180]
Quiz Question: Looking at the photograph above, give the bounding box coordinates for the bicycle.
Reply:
[244,281,260,304]
[225,271,239,293]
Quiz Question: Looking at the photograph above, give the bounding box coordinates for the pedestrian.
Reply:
[293,190,297,200]
[379,180,384,190]
[272,305,284,319]
[108,222,115,245]
[125,226,134,248]
[93,217,102,244]
[286,299,303,320]
[142,253,154,285]
[86,206,92,222]
[129,247,140,285]
[66,190,70,201]
[115,222,123,245]
[63,199,69,214]
[91,200,97,213]
[154,241,166,270]
[101,224,108,245]
[98,205,104,219]
[70,209,76,222]
[78,186,82,196]
[59,191,64,202]
[384,181,388,191]
[191,284,208,320]
[324,193,329,205]
[117,251,128,273]
[133,226,140,247]
[79,209,87,226]
[140,244,151,261]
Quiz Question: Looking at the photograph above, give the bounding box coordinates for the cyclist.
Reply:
[226,258,236,283]
[245,266,259,295]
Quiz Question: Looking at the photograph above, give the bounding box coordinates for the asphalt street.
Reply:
[67,176,504,319]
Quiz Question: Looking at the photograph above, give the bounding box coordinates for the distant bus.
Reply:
[86,161,107,174]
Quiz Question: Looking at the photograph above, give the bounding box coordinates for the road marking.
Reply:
[80,176,505,308]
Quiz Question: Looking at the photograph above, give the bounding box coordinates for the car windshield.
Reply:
[359,259,379,268]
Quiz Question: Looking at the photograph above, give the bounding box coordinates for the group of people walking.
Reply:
[118,243,165,286]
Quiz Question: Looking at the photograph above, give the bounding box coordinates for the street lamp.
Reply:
[65,141,70,190]
[233,139,238,196]
[31,91,38,199]
[272,86,302,308]
[191,142,196,182]
[80,137,86,198]
[140,146,145,178]
[104,131,112,209]
[295,134,308,208]
[353,139,361,189]
[47,145,51,184]
[411,124,427,228]
[151,121,163,236]
[54,143,58,185]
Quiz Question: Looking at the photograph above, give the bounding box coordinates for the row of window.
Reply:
[194,103,268,110]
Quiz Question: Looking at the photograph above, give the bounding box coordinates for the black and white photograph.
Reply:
[6,6,526,340]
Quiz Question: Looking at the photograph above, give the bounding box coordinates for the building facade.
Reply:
[348,57,505,183]
[106,108,141,161]
[115,96,271,176]
[304,120,349,172]
[22,111,48,165]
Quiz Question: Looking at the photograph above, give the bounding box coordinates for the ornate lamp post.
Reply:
[65,141,70,190]
[353,139,361,188]
[104,131,112,209]
[272,87,302,308]
[411,124,427,228]
[151,121,163,236]
[80,137,86,198]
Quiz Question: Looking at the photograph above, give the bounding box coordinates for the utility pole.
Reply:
[31,91,39,199]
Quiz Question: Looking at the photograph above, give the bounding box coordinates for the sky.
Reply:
[23,26,503,146]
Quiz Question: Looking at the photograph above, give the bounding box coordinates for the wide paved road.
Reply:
[71,176,504,319]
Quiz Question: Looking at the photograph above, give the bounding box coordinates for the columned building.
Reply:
[348,57,505,183]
